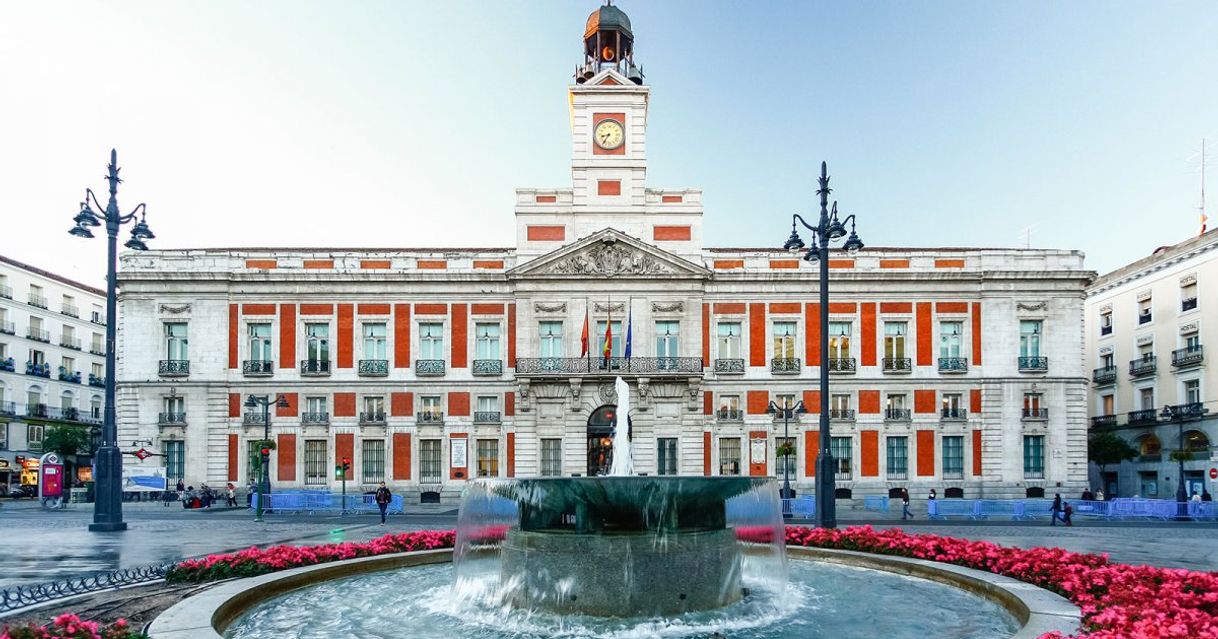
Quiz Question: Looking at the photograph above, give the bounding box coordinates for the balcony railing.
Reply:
[882,357,911,373]
[60,336,82,350]
[1182,297,1198,312]
[302,412,329,425]
[716,408,743,422]
[1138,311,1152,324]
[1018,356,1048,372]
[1022,408,1048,420]
[0,285,10,299]
[358,359,389,377]
[1129,356,1156,377]
[514,357,703,376]
[1090,415,1117,429]
[28,295,47,309]
[60,304,79,318]
[0,321,13,335]
[0,357,13,372]
[828,357,856,373]
[57,368,81,384]
[88,373,105,388]
[884,408,911,421]
[473,359,503,376]
[27,328,50,343]
[1100,325,1112,336]
[418,411,445,424]
[25,403,48,418]
[1092,366,1117,385]
[242,412,268,426]
[415,359,446,377]
[1167,402,1206,420]
[26,362,50,378]
[0,401,14,416]
[89,343,105,355]
[359,411,386,425]
[714,358,745,374]
[159,360,190,377]
[1171,345,1203,368]
[300,360,331,376]
[771,357,801,374]
[829,408,855,420]
[243,360,274,376]
[835,470,853,481]
[1127,409,1158,426]
[158,412,187,425]
[938,357,968,373]
[91,313,106,326]
[473,411,502,424]
[941,407,968,420]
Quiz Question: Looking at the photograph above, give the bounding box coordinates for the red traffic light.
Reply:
[260,448,270,456]
[342,457,350,465]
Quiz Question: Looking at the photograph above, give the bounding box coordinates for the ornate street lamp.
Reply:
[766,398,806,511]
[780,161,864,529]
[69,150,156,532]
[246,393,290,522]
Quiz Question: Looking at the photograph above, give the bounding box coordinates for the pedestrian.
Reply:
[1096,489,1105,501]
[1203,489,1213,502]
[183,486,197,509]
[900,488,913,520]
[375,482,392,525]
[1062,501,1073,526]
[1191,490,1202,504]
[247,480,255,507]
[1081,488,1093,501]
[226,482,237,507]
[928,488,937,502]
[200,484,212,509]
[176,478,185,494]
[1050,493,1063,526]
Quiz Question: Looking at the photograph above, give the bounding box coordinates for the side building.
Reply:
[0,255,107,493]
[1085,229,1218,498]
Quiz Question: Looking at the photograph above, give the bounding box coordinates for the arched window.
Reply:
[0,380,6,403]
[1137,434,1162,457]
[60,390,75,410]
[27,384,43,407]
[1184,430,1210,452]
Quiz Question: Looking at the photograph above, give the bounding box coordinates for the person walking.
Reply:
[1050,493,1063,525]
[1095,489,1105,501]
[900,488,913,520]
[375,482,392,525]
[226,482,237,507]
[1202,489,1213,502]
[1062,501,1073,526]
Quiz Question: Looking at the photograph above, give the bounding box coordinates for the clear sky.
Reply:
[1,1,1215,287]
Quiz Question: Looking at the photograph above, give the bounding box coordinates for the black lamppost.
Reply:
[766,398,806,508]
[1160,403,1210,521]
[246,394,289,522]
[781,161,864,530]
[69,149,156,533]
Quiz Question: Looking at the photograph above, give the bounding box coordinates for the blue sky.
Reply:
[0,1,1214,285]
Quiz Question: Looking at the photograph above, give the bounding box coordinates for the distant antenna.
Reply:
[1017,223,1040,249]
[1201,139,1208,235]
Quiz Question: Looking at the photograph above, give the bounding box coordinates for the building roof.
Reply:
[0,254,105,297]
[585,3,632,39]
[1089,227,1218,291]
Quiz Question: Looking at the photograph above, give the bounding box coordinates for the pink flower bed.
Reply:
[786,525,1218,639]
[165,530,455,583]
[1,614,141,639]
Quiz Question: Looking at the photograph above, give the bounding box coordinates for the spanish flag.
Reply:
[602,317,613,366]
[580,306,590,358]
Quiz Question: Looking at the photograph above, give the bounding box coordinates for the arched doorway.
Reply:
[586,405,631,477]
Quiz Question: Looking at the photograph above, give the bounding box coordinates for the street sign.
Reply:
[1209,467,1217,480]
[134,448,150,461]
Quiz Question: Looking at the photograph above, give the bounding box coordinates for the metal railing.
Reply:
[91,313,106,326]
[1022,408,1049,420]
[0,285,10,299]
[1127,408,1158,426]
[28,294,48,309]
[243,412,268,426]
[415,359,446,376]
[716,408,743,422]
[359,411,386,425]
[159,360,190,376]
[1182,297,1198,312]
[473,359,503,376]
[1168,402,1206,419]
[61,304,79,318]
[24,403,48,418]
[300,359,331,376]
[418,411,444,424]
[474,411,501,424]
[358,359,389,376]
[0,562,174,615]
[938,357,968,373]
[1018,356,1048,372]
[89,344,105,355]
[1090,415,1117,429]
[1100,325,1112,335]
[941,407,968,420]
[771,357,801,374]
[302,412,329,425]
[829,408,855,420]
[0,401,14,416]
[27,328,50,342]
[26,362,50,377]
[243,360,274,376]
[0,357,13,372]
[514,357,702,375]
[88,373,105,388]
[1138,311,1152,324]
[158,412,187,425]
[60,336,82,350]
[882,357,911,373]
[1171,345,1203,368]
[0,321,13,335]
[884,408,911,421]
[828,357,856,373]
[1129,356,1156,377]
[58,368,81,383]
[1092,366,1117,385]
[714,358,745,374]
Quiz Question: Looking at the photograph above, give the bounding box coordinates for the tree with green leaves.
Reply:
[1088,431,1138,476]
[41,425,94,458]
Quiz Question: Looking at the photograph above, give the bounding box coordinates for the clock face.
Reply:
[594,119,624,150]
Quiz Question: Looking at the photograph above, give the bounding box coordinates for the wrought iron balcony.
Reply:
[1092,366,1117,385]
[941,407,968,420]
[828,357,856,373]
[28,294,47,309]
[771,357,801,374]
[60,304,79,318]
[418,411,445,424]
[1129,356,1156,377]
[89,345,105,356]
[302,412,329,425]
[882,357,911,373]
[26,362,50,378]
[714,358,745,374]
[1171,346,1203,368]
[884,408,911,421]
[829,408,855,420]
[1100,325,1112,336]
[1166,402,1206,420]
[473,359,503,376]
[1138,311,1152,324]
[88,373,105,388]
[415,359,446,377]
[0,401,14,416]
[57,368,81,384]
[0,357,13,372]
[1127,408,1158,426]
[80,411,101,425]
[243,360,274,376]
[27,328,50,343]
[514,357,702,377]
[159,360,190,377]
[716,408,743,422]
[938,357,968,373]
[91,313,106,326]
[300,359,331,376]
[0,321,13,335]
[1090,415,1117,429]
[1018,356,1048,372]
[359,411,386,425]
[474,411,501,424]
[25,403,48,418]
[0,285,10,299]
[60,336,82,350]
[1182,297,1198,312]
[242,412,268,426]
[358,359,389,377]
[1022,408,1048,420]
[158,412,187,425]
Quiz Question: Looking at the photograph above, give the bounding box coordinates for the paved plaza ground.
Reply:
[1,499,1215,590]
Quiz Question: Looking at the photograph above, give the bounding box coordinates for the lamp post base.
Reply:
[90,444,126,533]
[815,454,837,529]
[88,522,129,532]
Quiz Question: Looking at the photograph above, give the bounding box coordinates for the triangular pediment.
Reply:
[583,68,632,87]
[508,228,709,279]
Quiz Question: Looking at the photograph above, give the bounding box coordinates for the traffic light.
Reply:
[342,457,351,474]
[334,464,343,479]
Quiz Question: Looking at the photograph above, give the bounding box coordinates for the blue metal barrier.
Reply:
[977,500,1023,520]
[252,492,404,515]
[863,496,889,512]
[1068,500,1112,519]
[927,499,982,519]
[1189,502,1216,520]
[780,496,815,518]
[1108,498,1177,520]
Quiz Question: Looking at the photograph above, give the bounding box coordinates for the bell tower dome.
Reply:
[576,1,643,85]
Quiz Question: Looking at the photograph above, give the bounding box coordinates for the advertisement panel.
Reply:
[122,465,168,492]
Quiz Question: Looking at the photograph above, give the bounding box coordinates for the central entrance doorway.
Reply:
[586,404,632,477]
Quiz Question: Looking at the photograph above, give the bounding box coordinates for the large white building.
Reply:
[0,255,107,493]
[114,4,1092,502]
[1085,229,1218,498]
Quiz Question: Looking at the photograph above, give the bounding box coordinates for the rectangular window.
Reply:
[1023,393,1043,412]
[419,439,442,483]
[1138,298,1152,323]
[719,437,741,476]
[27,424,44,450]
[540,438,562,477]
[306,396,328,414]
[419,323,444,360]
[718,395,741,419]
[828,322,851,359]
[1138,343,1154,359]
[304,440,328,484]
[942,393,963,410]
[0,425,7,450]
[362,395,385,418]
[1182,281,1198,311]
[165,441,185,481]
[306,324,330,362]
[831,393,851,411]
[886,393,907,410]
[363,323,387,360]
[163,395,184,415]
[942,436,964,478]
[165,323,188,360]
[1019,320,1042,357]
[475,323,500,360]
[1100,353,1114,368]
[420,396,442,418]
[939,321,962,358]
[831,437,852,478]
[1101,394,1114,415]
[92,333,103,353]
[477,395,500,412]
[539,321,563,357]
[886,436,908,478]
[655,321,679,357]
[772,321,798,359]
[62,356,75,372]
[1140,387,1155,411]
[594,321,623,357]
[1023,435,1045,478]
[362,440,386,483]
[477,439,499,478]
[1185,379,1201,404]
[775,436,796,478]
[248,324,272,361]
[883,321,907,359]
[1185,332,1201,350]
[657,437,678,475]
[717,322,742,359]
[1100,311,1112,333]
